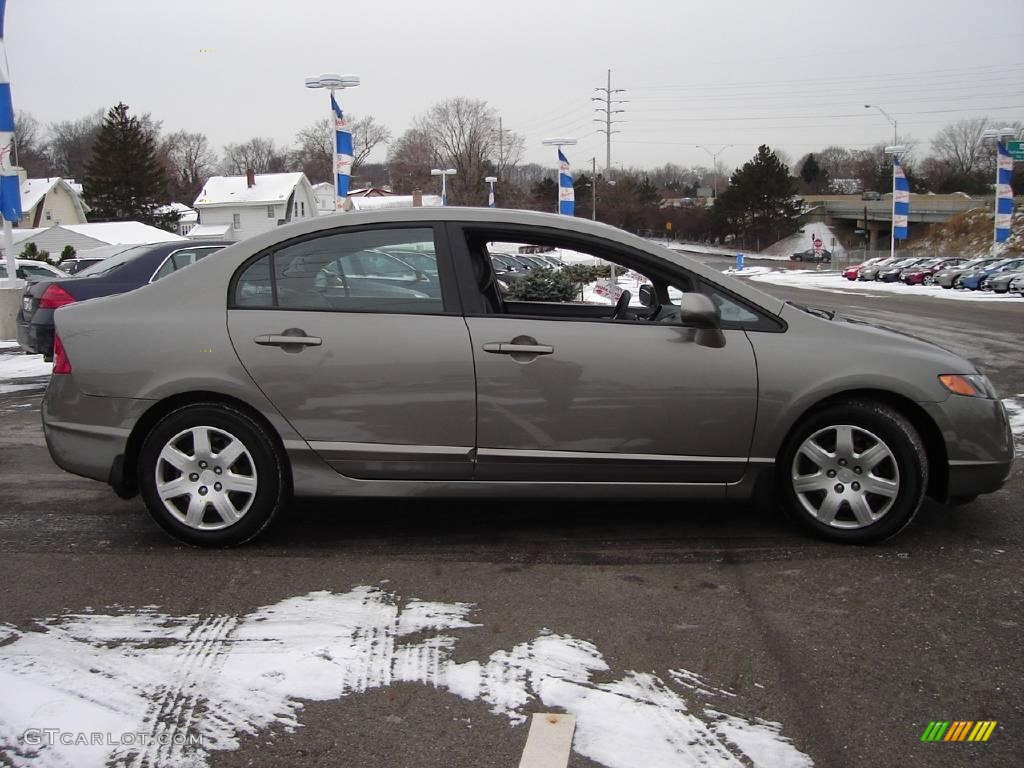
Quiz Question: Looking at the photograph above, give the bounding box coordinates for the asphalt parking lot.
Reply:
[0,272,1021,768]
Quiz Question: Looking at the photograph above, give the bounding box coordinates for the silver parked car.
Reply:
[42,209,1014,546]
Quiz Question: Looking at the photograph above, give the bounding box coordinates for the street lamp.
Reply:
[883,144,907,260]
[431,168,457,205]
[542,137,578,215]
[982,127,1017,248]
[865,104,898,145]
[305,73,360,212]
[484,176,497,208]
[696,145,732,200]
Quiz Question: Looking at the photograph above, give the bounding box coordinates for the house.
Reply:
[13,222,184,255]
[191,170,317,241]
[156,203,199,237]
[313,184,403,214]
[16,175,89,228]
[349,194,443,211]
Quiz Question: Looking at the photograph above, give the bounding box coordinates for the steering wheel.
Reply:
[610,290,632,320]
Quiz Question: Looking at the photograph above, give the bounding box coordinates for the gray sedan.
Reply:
[42,209,1014,546]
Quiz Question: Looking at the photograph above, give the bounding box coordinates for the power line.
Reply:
[593,68,627,172]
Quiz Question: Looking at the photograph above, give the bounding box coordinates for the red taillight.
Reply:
[53,334,72,375]
[40,284,76,310]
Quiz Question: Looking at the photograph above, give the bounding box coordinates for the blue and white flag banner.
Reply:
[892,156,909,241]
[996,142,1014,243]
[558,149,574,216]
[331,93,353,210]
[0,0,22,223]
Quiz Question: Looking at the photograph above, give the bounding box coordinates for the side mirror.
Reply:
[639,284,655,307]
[414,269,430,282]
[677,293,721,329]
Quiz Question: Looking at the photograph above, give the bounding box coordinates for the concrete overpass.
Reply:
[799,194,988,253]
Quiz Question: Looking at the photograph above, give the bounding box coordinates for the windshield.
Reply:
[74,245,153,277]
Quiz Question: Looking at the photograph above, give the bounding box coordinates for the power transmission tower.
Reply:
[593,69,627,173]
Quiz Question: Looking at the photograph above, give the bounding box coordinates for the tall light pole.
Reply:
[484,176,497,208]
[431,168,456,206]
[865,104,898,145]
[305,73,360,212]
[982,127,1017,248]
[541,137,577,215]
[883,144,907,261]
[696,144,732,200]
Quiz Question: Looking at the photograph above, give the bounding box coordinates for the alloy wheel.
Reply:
[790,424,900,530]
[155,426,258,530]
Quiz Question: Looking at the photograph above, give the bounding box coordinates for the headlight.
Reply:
[939,374,998,399]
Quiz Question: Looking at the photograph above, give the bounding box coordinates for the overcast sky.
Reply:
[9,0,1024,174]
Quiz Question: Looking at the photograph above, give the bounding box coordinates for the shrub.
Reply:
[18,242,51,262]
[59,245,77,263]
[508,264,615,302]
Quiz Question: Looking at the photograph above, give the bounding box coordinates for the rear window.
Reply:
[75,245,153,277]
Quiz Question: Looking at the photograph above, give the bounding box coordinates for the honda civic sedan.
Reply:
[42,209,1014,546]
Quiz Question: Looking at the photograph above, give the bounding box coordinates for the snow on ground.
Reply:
[0,587,812,768]
[0,346,52,394]
[744,270,1024,303]
[1002,396,1024,456]
[722,266,774,276]
[762,223,847,259]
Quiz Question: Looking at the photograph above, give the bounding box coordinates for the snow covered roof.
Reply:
[20,177,87,216]
[186,223,232,239]
[59,222,185,244]
[349,195,443,211]
[156,203,199,222]
[194,173,309,207]
[10,227,46,244]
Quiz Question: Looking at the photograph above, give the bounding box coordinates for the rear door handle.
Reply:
[482,343,553,355]
[254,334,322,347]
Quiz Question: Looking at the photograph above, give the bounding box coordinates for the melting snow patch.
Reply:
[0,587,812,768]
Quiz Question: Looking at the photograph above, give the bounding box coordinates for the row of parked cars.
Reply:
[843,255,1024,294]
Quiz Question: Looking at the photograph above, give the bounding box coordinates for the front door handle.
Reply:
[482,342,554,355]
[254,333,322,347]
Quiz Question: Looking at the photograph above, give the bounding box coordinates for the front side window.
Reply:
[233,227,443,314]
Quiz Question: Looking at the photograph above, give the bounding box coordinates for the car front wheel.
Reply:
[138,403,288,547]
[779,400,927,543]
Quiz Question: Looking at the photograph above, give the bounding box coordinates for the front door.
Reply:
[453,227,759,483]
[227,224,476,480]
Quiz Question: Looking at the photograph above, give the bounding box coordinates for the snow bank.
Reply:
[0,587,812,768]
[1002,396,1024,456]
[0,350,52,393]
[763,223,847,258]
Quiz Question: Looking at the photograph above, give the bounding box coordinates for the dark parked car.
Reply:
[42,208,1013,547]
[933,257,1000,289]
[877,257,931,282]
[901,257,965,285]
[956,258,1024,291]
[17,240,231,359]
[790,248,831,263]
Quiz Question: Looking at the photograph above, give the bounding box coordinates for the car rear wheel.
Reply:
[779,400,927,543]
[138,403,288,547]
[923,274,934,285]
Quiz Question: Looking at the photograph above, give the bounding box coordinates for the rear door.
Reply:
[226,224,476,480]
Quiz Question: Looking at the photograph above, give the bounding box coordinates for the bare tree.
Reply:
[47,109,105,180]
[931,117,991,176]
[387,128,438,194]
[160,131,218,203]
[221,138,290,175]
[13,111,51,176]
[413,97,522,205]
[293,115,392,185]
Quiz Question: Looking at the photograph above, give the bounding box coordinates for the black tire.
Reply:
[138,403,288,547]
[778,399,927,544]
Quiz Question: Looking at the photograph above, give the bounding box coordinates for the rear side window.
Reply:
[233,228,444,314]
[151,247,223,282]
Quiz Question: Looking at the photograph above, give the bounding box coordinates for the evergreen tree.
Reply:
[800,154,820,185]
[711,145,801,247]
[84,103,171,226]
